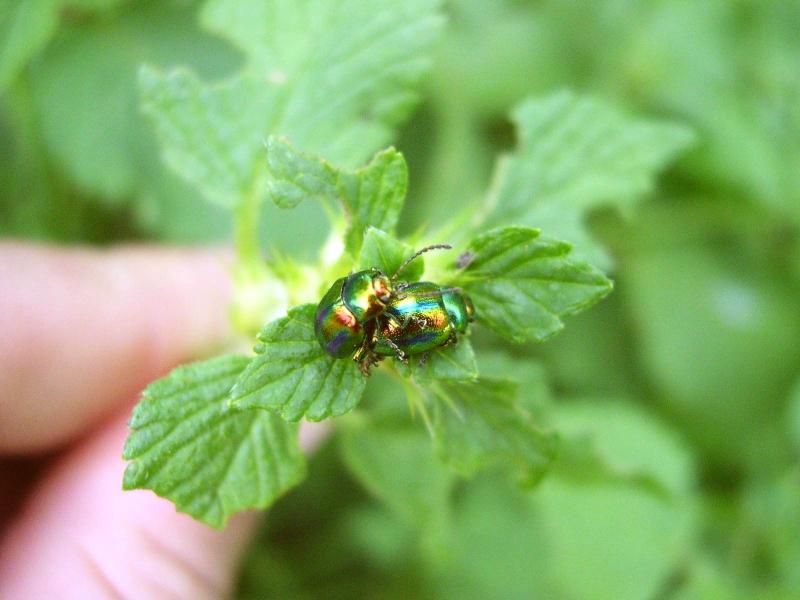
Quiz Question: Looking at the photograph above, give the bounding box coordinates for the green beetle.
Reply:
[314,245,450,362]
[314,268,392,359]
[372,282,474,361]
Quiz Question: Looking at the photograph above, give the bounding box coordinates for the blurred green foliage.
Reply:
[3,0,800,598]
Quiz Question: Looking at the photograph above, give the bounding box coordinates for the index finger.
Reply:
[0,242,233,454]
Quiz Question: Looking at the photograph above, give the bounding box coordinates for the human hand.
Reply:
[0,242,321,599]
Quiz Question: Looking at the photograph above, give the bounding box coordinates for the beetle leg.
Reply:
[384,338,408,363]
[418,352,430,367]
[358,352,381,377]
[445,329,459,347]
[356,334,382,376]
[353,321,381,376]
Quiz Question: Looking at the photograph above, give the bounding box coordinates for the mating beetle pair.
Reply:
[314,245,474,375]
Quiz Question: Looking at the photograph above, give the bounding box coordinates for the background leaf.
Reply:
[140,0,441,209]
[122,354,306,528]
[30,1,240,202]
[140,68,277,208]
[621,236,800,466]
[484,91,694,267]
[200,0,443,166]
[0,0,60,91]
[340,424,453,528]
[431,377,558,481]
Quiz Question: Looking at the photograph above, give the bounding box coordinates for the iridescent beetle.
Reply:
[362,281,474,374]
[314,245,475,375]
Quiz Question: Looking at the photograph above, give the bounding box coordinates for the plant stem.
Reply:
[234,178,265,275]
[230,165,287,336]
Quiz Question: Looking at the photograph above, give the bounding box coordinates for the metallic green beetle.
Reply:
[314,268,392,359]
[314,245,450,362]
[367,280,474,370]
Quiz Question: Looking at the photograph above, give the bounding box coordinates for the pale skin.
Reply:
[0,242,325,599]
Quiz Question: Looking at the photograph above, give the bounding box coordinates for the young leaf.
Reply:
[230,305,367,421]
[485,91,693,267]
[141,0,441,209]
[453,226,612,343]
[359,227,422,281]
[266,137,407,254]
[340,148,408,253]
[122,355,305,529]
[263,135,339,209]
[430,377,558,483]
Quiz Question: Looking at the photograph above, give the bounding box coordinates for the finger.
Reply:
[0,243,233,453]
[0,414,327,599]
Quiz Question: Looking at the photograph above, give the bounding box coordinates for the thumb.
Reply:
[0,415,325,599]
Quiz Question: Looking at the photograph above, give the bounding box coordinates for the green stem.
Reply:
[230,165,281,336]
[234,181,264,276]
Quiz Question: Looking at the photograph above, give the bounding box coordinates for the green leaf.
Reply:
[200,0,443,164]
[485,91,693,267]
[359,227,421,281]
[477,351,553,417]
[790,380,800,449]
[339,425,453,526]
[623,242,800,465]
[64,0,128,9]
[453,226,613,343]
[340,148,408,253]
[0,0,59,90]
[263,135,339,209]
[142,0,440,209]
[529,399,696,600]
[553,399,694,499]
[436,400,695,600]
[430,377,558,482]
[266,137,407,254]
[122,355,306,528]
[742,471,800,593]
[230,304,367,421]
[139,68,279,208]
[408,339,478,384]
[28,1,240,202]
[629,2,800,224]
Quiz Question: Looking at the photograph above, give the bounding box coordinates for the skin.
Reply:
[0,242,326,599]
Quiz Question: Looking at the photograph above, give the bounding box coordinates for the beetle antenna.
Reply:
[391,244,452,280]
[414,287,462,298]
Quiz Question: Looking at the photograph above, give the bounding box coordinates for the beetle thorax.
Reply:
[342,269,391,322]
